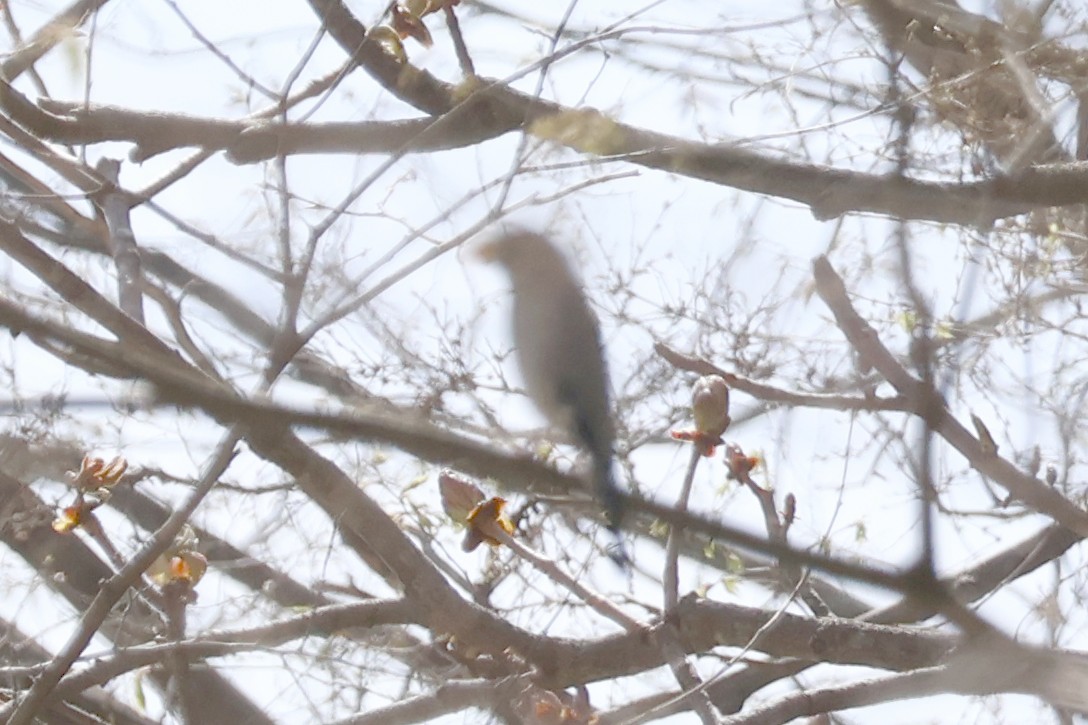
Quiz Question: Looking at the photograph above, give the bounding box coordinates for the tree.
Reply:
[0,0,1087,722]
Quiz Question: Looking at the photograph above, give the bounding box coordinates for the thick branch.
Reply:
[20,85,1088,226]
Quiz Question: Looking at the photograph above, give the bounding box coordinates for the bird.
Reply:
[476,228,627,565]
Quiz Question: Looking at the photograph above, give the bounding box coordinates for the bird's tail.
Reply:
[594,455,630,570]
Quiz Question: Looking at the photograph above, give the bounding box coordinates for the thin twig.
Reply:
[479,519,642,633]
[664,446,701,611]
[3,433,240,725]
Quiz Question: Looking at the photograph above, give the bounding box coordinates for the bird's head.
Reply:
[474,228,568,279]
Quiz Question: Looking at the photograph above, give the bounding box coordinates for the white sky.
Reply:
[0,0,1084,723]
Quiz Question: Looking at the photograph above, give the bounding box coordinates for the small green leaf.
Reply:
[134,669,147,711]
[726,552,745,574]
[403,472,429,492]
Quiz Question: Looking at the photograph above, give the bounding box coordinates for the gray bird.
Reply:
[477,228,627,563]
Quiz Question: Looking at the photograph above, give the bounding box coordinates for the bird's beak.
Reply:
[472,237,502,264]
